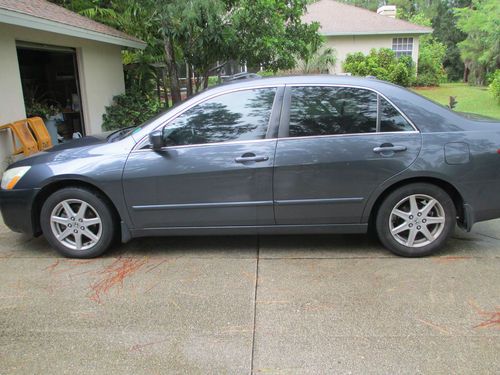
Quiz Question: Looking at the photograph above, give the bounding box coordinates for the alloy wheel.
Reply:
[389,194,446,248]
[50,199,102,251]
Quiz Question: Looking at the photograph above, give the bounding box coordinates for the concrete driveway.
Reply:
[0,216,499,374]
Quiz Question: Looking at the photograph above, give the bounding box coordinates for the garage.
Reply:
[0,0,145,172]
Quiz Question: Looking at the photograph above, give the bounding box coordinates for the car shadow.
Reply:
[2,225,494,260]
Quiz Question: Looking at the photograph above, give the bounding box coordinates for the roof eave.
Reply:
[321,30,433,36]
[0,8,146,49]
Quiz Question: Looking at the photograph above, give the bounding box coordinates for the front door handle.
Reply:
[235,153,269,163]
[373,145,407,153]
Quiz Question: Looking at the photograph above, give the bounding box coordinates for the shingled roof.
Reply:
[303,0,432,36]
[0,0,145,48]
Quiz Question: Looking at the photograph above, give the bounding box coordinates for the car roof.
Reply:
[214,74,395,91]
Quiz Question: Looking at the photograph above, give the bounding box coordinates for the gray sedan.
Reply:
[1,76,500,258]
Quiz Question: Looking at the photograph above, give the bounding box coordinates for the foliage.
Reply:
[390,56,414,87]
[343,48,415,87]
[336,0,379,11]
[297,47,337,74]
[48,0,106,12]
[338,0,439,17]
[155,0,233,98]
[22,83,62,119]
[207,76,220,87]
[415,37,447,86]
[51,0,321,105]
[418,40,447,86]
[102,90,162,131]
[230,0,321,72]
[413,83,500,119]
[257,70,277,77]
[432,0,470,81]
[25,101,61,120]
[406,13,447,86]
[337,0,438,20]
[489,70,500,103]
[408,13,432,27]
[455,0,500,85]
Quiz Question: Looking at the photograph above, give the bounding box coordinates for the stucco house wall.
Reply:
[324,34,420,74]
[0,23,126,172]
[0,27,26,171]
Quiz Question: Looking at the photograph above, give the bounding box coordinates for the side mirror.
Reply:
[149,130,165,150]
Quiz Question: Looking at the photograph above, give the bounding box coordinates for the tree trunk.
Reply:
[203,69,210,90]
[162,70,170,109]
[187,64,193,98]
[164,36,181,104]
[155,70,161,106]
[194,72,202,93]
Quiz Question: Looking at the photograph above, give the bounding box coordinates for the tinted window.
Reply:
[163,88,276,146]
[289,86,377,137]
[380,97,414,132]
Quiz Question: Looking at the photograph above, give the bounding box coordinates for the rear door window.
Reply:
[288,86,378,137]
[379,97,414,132]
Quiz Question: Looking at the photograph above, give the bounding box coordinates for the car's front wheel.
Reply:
[40,187,116,258]
[376,183,456,257]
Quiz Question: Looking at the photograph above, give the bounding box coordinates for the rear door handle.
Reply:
[235,154,269,163]
[373,145,407,153]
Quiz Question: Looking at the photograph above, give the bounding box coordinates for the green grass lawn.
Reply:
[412,83,500,120]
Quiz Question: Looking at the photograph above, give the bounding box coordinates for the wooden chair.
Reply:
[0,120,39,156]
[27,117,52,150]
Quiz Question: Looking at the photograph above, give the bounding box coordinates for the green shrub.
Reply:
[343,48,415,87]
[489,70,500,103]
[257,70,277,77]
[207,76,219,87]
[102,91,162,131]
[390,62,411,87]
[415,36,447,86]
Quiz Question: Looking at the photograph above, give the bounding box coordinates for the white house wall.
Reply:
[0,27,27,172]
[324,34,420,74]
[76,40,126,135]
[0,23,125,173]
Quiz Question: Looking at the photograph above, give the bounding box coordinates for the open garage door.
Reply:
[16,42,85,145]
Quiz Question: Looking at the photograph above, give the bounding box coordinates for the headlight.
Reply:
[1,166,31,190]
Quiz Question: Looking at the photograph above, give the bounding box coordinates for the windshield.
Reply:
[107,109,169,142]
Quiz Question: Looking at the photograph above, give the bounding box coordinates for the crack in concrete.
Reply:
[475,231,500,241]
[250,236,260,375]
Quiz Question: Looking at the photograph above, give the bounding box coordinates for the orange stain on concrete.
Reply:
[89,257,148,304]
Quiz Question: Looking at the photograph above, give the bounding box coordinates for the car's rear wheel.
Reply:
[40,187,115,258]
[376,183,456,257]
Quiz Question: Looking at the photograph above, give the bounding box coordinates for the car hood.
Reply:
[45,133,111,153]
[8,132,135,169]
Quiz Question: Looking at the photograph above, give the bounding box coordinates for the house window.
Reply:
[392,37,413,58]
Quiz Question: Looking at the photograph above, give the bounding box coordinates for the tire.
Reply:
[40,187,116,258]
[375,183,456,257]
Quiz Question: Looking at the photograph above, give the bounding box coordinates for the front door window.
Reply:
[163,88,277,146]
